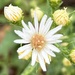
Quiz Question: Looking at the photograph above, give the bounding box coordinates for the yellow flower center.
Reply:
[31,34,46,51]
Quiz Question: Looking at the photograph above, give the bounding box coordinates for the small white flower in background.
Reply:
[4,4,23,22]
[14,13,63,71]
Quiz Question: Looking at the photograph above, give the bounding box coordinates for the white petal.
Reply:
[46,44,60,53]
[14,39,29,44]
[28,22,35,35]
[46,25,62,38]
[34,12,38,33]
[39,15,47,34]
[22,25,35,38]
[22,28,25,33]
[43,18,53,35]
[52,34,63,38]
[22,28,33,38]
[14,30,26,39]
[41,50,50,64]
[22,28,30,35]
[46,34,63,41]
[38,53,46,71]
[19,49,31,59]
[21,20,29,30]
[48,40,62,44]
[44,47,56,57]
[17,44,32,53]
[31,49,37,66]
[28,22,35,31]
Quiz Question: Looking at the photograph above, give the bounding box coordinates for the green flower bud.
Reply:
[49,0,62,9]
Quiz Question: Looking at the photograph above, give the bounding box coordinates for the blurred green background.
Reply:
[0,0,75,75]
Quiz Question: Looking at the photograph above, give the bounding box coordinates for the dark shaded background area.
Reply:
[0,0,75,15]
[62,0,75,7]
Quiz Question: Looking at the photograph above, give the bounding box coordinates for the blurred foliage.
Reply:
[0,0,75,75]
[0,0,10,9]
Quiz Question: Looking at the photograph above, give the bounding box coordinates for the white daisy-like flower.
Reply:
[14,13,63,71]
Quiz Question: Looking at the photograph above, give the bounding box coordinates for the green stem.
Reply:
[21,63,39,75]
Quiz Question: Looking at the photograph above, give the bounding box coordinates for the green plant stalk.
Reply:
[21,62,39,75]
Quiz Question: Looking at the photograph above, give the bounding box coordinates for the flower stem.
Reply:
[21,63,39,75]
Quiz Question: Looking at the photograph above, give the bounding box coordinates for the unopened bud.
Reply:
[4,4,23,22]
[53,8,70,26]
[70,50,75,63]
[31,7,43,21]
[49,0,62,8]
[62,58,71,66]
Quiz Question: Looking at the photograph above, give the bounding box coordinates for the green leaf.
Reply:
[0,0,10,9]
[0,28,18,59]
[0,62,8,75]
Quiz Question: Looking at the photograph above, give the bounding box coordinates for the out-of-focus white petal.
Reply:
[31,49,37,66]
[44,47,56,57]
[39,15,47,34]
[17,44,32,53]
[14,30,26,39]
[46,25,62,38]
[34,12,38,33]
[14,29,31,40]
[42,18,53,35]
[28,22,35,31]
[48,40,62,44]
[19,49,31,59]
[38,53,46,71]
[14,39,29,44]
[22,28,34,38]
[41,50,50,64]
[46,34,63,41]
[21,20,29,30]
[46,44,60,53]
